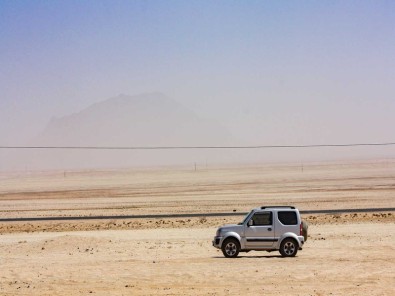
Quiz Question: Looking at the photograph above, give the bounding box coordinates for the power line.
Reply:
[1,142,395,150]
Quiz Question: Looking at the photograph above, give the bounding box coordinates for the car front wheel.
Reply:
[221,238,240,258]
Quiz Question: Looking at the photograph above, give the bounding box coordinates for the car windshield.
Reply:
[238,210,253,225]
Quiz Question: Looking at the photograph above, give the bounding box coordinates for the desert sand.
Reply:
[1,160,395,295]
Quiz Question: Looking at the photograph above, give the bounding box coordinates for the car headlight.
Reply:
[216,228,222,236]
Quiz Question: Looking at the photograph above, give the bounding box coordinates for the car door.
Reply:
[244,211,275,248]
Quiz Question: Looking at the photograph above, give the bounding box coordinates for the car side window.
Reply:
[278,211,298,225]
[250,212,272,226]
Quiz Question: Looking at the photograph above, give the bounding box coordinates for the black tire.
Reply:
[221,238,240,258]
[302,220,309,241]
[279,238,298,257]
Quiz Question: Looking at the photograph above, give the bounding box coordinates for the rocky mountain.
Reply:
[24,93,234,169]
[34,93,231,147]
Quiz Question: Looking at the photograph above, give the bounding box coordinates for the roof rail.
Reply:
[260,206,295,209]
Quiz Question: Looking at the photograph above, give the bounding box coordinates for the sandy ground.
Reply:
[1,160,395,220]
[0,223,394,295]
[1,160,395,295]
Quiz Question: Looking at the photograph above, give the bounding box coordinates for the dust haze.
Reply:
[1,91,395,170]
[1,1,395,170]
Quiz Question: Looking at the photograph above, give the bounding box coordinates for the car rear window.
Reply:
[278,211,297,225]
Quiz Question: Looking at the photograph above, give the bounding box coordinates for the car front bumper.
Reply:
[212,236,223,249]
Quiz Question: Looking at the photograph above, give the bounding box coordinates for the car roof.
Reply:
[254,206,297,211]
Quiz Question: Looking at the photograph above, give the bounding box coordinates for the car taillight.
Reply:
[300,222,303,236]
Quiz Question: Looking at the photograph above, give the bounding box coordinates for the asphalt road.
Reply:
[0,207,394,222]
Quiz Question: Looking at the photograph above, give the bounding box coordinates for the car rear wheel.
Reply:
[221,238,240,258]
[279,238,298,257]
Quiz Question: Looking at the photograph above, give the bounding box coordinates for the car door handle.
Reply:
[268,228,272,231]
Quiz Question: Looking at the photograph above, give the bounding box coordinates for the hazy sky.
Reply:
[1,0,394,150]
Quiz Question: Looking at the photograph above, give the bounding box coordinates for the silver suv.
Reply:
[212,206,307,258]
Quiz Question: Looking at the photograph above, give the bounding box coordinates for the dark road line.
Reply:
[0,207,394,222]
[300,208,395,214]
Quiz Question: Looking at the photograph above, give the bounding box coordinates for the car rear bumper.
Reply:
[297,235,305,248]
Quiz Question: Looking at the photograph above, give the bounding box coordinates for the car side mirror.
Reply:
[247,220,253,227]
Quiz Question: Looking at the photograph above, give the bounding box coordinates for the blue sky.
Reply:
[1,1,394,152]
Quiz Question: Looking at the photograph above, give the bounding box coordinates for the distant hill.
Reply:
[22,93,234,169]
[34,93,231,147]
